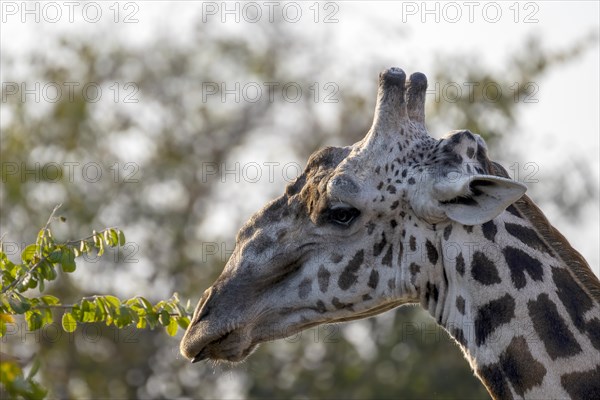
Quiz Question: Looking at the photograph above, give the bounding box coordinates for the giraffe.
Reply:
[180,67,600,399]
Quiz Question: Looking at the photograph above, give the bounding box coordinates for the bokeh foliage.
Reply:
[1,17,597,400]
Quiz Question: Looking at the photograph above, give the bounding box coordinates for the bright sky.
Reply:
[2,1,599,276]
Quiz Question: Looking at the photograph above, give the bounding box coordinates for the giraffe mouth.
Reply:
[190,331,234,363]
[188,327,257,363]
[185,298,409,363]
[331,299,409,322]
[295,299,409,328]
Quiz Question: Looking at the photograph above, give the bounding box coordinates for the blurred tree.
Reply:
[1,17,597,400]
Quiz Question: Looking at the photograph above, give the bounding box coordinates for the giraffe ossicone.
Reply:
[181,68,600,399]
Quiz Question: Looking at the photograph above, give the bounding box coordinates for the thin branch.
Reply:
[64,227,119,246]
[1,205,64,295]
[35,303,183,317]
[1,257,49,295]
[43,204,62,231]
[36,305,73,310]
[1,224,117,296]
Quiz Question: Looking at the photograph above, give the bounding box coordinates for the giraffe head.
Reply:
[180,68,526,363]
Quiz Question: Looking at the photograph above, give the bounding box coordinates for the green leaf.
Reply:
[97,239,104,257]
[39,295,60,306]
[104,295,121,310]
[39,234,55,257]
[1,257,16,275]
[176,317,190,330]
[118,230,126,246]
[136,318,147,329]
[8,294,30,314]
[40,309,53,327]
[62,312,77,333]
[145,312,158,329]
[0,294,11,310]
[39,260,57,281]
[103,230,111,246]
[21,244,37,263]
[110,229,120,247]
[93,231,101,247]
[47,250,62,263]
[28,379,48,400]
[102,229,119,247]
[159,310,170,326]
[79,240,88,254]
[94,297,108,313]
[60,249,76,273]
[36,229,46,247]
[94,303,105,322]
[0,319,6,336]
[95,297,114,321]
[70,304,82,321]
[81,300,96,323]
[116,306,134,328]
[166,319,178,336]
[26,276,38,290]
[137,297,153,311]
[25,311,43,331]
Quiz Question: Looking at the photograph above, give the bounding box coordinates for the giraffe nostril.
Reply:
[191,287,214,325]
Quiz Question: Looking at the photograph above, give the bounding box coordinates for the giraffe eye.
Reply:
[327,207,361,227]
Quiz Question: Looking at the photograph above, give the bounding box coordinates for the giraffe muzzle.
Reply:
[181,277,259,363]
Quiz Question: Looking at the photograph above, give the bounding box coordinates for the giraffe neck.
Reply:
[415,197,600,399]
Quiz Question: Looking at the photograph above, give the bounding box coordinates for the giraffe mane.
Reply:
[491,161,600,302]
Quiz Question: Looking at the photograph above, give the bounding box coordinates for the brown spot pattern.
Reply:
[443,224,452,241]
[561,365,600,399]
[499,336,547,397]
[455,296,466,315]
[298,278,312,299]
[368,269,379,289]
[455,252,465,276]
[482,220,497,242]
[338,250,364,290]
[317,265,330,293]
[527,293,581,360]
[478,363,514,400]
[502,246,543,289]
[471,251,501,286]
[425,240,438,265]
[382,245,393,267]
[475,294,515,346]
[373,232,387,257]
[552,267,593,331]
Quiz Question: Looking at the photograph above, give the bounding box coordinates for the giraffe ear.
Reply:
[434,175,527,225]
